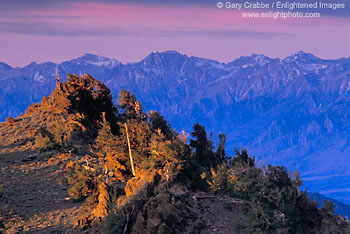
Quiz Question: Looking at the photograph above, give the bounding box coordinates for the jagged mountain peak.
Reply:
[284,50,323,63]
[292,50,308,55]
[228,53,273,67]
[160,50,183,55]
[144,51,224,66]
[79,53,112,61]
[251,53,270,59]
[24,61,38,68]
[142,50,187,62]
[251,53,273,65]
[140,50,192,70]
[140,51,227,73]
[68,53,121,68]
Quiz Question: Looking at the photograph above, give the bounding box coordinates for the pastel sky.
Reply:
[0,0,349,67]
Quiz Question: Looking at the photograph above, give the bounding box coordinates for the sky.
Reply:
[0,0,349,67]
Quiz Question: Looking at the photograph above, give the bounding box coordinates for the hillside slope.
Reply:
[1,74,349,233]
[0,51,349,203]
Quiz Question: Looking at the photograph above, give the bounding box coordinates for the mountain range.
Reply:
[0,51,349,204]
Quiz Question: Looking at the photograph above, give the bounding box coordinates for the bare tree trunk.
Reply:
[123,213,130,234]
[124,123,136,176]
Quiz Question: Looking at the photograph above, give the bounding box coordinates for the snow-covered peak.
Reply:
[70,54,120,68]
[228,54,272,68]
[284,51,322,63]
[87,58,120,68]
[251,54,271,66]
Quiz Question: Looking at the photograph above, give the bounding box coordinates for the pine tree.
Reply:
[117,89,145,121]
[215,133,226,164]
[231,147,255,168]
[148,111,175,140]
[190,123,215,166]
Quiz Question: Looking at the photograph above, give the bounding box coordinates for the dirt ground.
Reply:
[189,191,241,234]
[0,150,82,234]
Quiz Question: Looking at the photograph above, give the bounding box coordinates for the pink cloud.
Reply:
[16,1,347,39]
[0,1,348,67]
[20,2,279,28]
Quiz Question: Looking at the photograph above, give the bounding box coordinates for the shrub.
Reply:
[66,162,96,202]
[5,116,15,126]
[106,211,125,234]
[34,133,54,150]
[323,200,335,214]
[203,163,237,195]
[24,103,41,116]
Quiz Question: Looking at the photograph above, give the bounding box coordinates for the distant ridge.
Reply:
[308,192,350,218]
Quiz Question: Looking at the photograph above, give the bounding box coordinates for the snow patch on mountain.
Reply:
[87,59,120,68]
[33,71,45,82]
[70,53,120,68]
